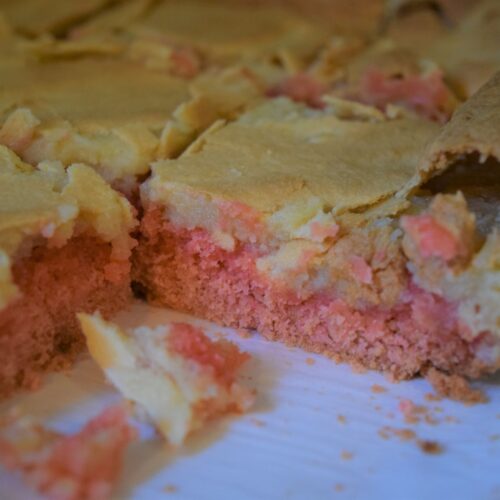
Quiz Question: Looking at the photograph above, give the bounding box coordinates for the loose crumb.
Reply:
[378,427,390,440]
[426,368,488,405]
[395,428,417,441]
[334,483,345,492]
[444,415,460,424]
[163,484,177,493]
[337,414,347,424]
[250,418,266,428]
[305,357,316,366]
[417,440,444,455]
[398,399,427,424]
[424,393,442,402]
[371,384,387,394]
[340,450,354,461]
[490,434,500,442]
[237,329,252,339]
[351,362,367,374]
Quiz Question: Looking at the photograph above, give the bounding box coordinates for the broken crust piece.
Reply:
[134,97,499,379]
[336,41,459,123]
[0,146,137,398]
[0,406,136,500]
[414,70,500,187]
[78,313,255,446]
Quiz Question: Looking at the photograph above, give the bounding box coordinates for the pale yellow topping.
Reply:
[78,312,133,370]
[0,146,136,308]
[0,150,74,256]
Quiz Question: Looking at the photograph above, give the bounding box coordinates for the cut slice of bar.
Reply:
[0,146,137,397]
[78,313,255,446]
[134,90,499,380]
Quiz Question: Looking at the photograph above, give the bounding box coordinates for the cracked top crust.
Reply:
[145,98,439,217]
[0,48,192,182]
[71,0,326,65]
[0,0,115,36]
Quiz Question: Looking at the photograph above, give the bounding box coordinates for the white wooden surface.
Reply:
[1,302,499,500]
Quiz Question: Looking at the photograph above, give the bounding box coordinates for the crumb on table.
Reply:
[417,440,444,455]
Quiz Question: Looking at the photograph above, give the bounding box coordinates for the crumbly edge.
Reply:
[132,203,498,380]
[0,234,131,399]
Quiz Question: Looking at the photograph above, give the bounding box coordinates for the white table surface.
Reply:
[1,302,499,500]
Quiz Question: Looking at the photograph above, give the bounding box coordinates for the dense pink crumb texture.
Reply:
[0,405,136,500]
[169,322,250,387]
[133,207,492,380]
[0,235,131,398]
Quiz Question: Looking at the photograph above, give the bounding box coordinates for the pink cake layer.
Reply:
[133,207,491,380]
[0,236,131,398]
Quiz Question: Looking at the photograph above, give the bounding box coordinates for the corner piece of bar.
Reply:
[0,146,137,398]
[134,94,499,379]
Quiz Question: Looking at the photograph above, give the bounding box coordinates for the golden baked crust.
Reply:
[0,49,192,182]
[0,0,116,36]
[146,98,439,216]
[137,1,325,63]
[71,0,326,67]
[416,71,500,186]
[0,52,276,186]
[225,0,385,38]
[0,57,190,130]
